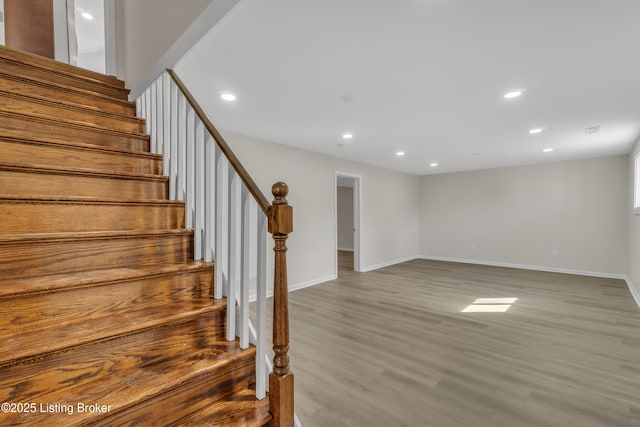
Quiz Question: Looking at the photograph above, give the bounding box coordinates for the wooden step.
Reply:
[0,197,184,233]
[0,44,125,88]
[0,110,150,152]
[0,71,136,116]
[0,311,255,426]
[0,46,129,100]
[0,261,213,299]
[0,277,219,367]
[0,90,144,134]
[0,137,162,175]
[0,229,194,280]
[0,164,168,200]
[174,389,272,427]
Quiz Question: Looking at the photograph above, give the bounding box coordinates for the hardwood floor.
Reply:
[262,252,640,426]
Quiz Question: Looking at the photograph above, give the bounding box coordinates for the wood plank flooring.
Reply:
[260,251,640,426]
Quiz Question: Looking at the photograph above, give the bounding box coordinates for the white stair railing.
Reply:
[136,70,270,400]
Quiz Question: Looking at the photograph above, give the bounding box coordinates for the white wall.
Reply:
[221,131,420,290]
[115,0,240,97]
[629,138,640,300]
[337,186,354,251]
[420,156,628,277]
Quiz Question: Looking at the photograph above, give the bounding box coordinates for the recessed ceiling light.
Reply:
[220,93,236,101]
[504,90,523,99]
[529,128,543,134]
[81,12,94,20]
[396,151,405,156]
[543,148,554,153]
[342,133,353,139]
[430,162,438,167]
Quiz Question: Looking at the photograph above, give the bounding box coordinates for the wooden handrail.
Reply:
[166,69,271,215]
[268,182,294,427]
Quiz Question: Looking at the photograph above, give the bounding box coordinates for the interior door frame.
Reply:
[335,171,362,274]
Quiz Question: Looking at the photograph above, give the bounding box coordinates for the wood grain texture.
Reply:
[271,252,640,427]
[4,0,54,59]
[0,199,184,233]
[0,44,125,88]
[0,311,255,426]
[0,71,135,115]
[0,110,150,152]
[0,262,214,301]
[175,388,271,427]
[0,167,167,200]
[92,350,256,427]
[0,137,161,175]
[0,90,144,133]
[0,230,194,279]
[0,60,128,101]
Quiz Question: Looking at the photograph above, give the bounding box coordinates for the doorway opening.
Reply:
[335,172,362,276]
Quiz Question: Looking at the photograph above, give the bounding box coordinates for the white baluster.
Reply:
[150,80,157,153]
[155,76,163,156]
[136,95,142,118]
[238,185,251,349]
[162,73,171,179]
[215,149,228,300]
[194,119,205,261]
[177,92,187,201]
[204,134,215,263]
[169,81,178,200]
[186,105,195,229]
[256,211,268,399]
[227,170,242,341]
[144,89,151,133]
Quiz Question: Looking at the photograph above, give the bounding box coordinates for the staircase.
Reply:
[0,45,290,426]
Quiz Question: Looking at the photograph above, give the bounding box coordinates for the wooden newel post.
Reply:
[268,182,294,427]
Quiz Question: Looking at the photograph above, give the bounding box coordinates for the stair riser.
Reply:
[0,73,135,115]
[0,45,125,88]
[0,269,214,335]
[0,233,194,280]
[0,310,234,424]
[0,170,168,200]
[0,202,184,233]
[0,139,162,175]
[0,58,129,100]
[94,356,255,427]
[0,94,144,134]
[0,112,150,152]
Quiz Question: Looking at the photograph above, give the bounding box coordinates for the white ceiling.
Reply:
[175,0,640,176]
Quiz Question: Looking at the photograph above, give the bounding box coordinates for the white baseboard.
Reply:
[360,255,420,273]
[625,277,640,309]
[420,255,628,280]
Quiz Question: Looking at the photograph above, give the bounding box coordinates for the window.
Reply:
[635,152,640,215]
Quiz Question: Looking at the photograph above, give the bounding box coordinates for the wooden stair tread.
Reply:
[0,261,213,298]
[0,44,125,89]
[175,389,272,427]
[0,312,256,426]
[0,297,225,368]
[0,70,135,112]
[0,196,181,205]
[0,108,150,144]
[0,163,166,182]
[0,135,160,158]
[0,135,161,169]
[0,202,186,232]
[0,228,192,243]
[0,89,141,123]
[0,104,145,136]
